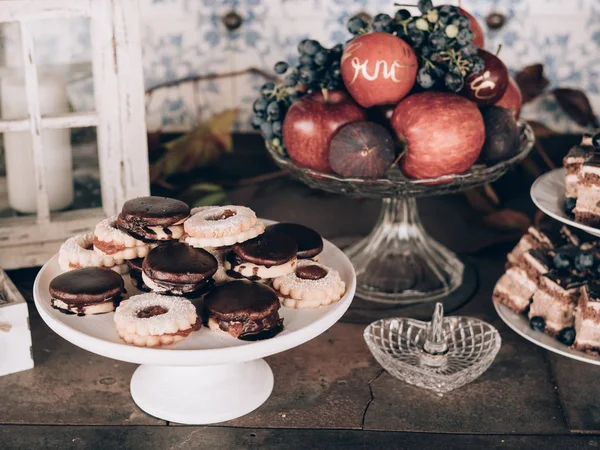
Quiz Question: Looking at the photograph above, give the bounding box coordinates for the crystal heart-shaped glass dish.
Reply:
[364,303,501,393]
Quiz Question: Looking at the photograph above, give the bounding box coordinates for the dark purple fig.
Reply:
[479,105,520,164]
[329,121,395,179]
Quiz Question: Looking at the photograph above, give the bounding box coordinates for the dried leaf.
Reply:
[482,209,531,232]
[527,120,558,138]
[553,88,599,128]
[515,64,549,103]
[151,109,238,182]
[181,183,229,207]
[463,188,496,214]
[534,210,546,226]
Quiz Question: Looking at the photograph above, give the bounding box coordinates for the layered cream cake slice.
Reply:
[528,270,586,337]
[574,282,600,354]
[563,134,593,206]
[506,224,580,267]
[574,153,600,226]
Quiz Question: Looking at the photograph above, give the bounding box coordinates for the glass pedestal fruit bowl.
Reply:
[268,123,534,307]
[364,303,501,394]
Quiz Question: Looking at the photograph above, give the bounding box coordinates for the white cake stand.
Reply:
[530,167,600,238]
[33,228,356,425]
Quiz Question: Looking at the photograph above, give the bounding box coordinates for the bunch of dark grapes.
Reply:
[346,0,484,93]
[251,39,345,154]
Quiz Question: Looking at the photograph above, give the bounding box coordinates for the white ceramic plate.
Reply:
[494,301,600,365]
[530,167,600,238]
[33,220,356,367]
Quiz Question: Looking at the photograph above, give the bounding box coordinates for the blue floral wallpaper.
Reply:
[3,0,600,133]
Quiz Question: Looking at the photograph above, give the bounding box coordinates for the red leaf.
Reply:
[553,88,599,128]
[515,64,549,103]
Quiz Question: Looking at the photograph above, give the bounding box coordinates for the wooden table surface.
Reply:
[2,136,600,449]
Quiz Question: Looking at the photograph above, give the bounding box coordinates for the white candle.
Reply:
[1,73,74,213]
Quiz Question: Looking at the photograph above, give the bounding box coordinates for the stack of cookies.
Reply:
[50,197,346,348]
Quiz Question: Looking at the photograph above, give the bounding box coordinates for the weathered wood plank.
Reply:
[0,111,98,132]
[548,352,600,433]
[0,426,598,450]
[0,308,163,425]
[0,0,90,22]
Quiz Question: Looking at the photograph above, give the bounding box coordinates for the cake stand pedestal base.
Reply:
[346,197,464,304]
[130,359,274,424]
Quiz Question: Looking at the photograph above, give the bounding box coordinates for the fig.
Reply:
[329,121,395,179]
[479,105,520,164]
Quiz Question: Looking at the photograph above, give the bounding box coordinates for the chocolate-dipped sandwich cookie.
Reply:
[117,196,190,242]
[226,229,298,281]
[142,242,218,295]
[204,280,283,340]
[267,223,323,260]
[49,267,125,316]
[127,258,150,292]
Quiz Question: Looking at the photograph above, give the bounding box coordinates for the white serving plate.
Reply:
[530,167,600,238]
[33,220,356,424]
[494,301,600,366]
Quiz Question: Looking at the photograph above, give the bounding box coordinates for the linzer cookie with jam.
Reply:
[114,293,200,347]
[204,280,283,340]
[182,205,265,248]
[142,242,217,296]
[58,232,128,274]
[49,267,125,316]
[574,153,600,226]
[93,216,152,262]
[272,260,345,309]
[226,229,298,281]
[117,196,189,242]
[266,223,323,260]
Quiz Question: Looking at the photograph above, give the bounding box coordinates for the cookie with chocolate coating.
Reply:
[49,267,125,316]
[266,223,323,260]
[204,280,283,340]
[142,242,217,295]
[117,196,190,242]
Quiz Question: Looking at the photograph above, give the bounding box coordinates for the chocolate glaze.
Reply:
[296,264,328,280]
[120,196,189,223]
[584,153,600,168]
[116,216,180,242]
[543,270,587,290]
[49,267,124,303]
[527,249,552,270]
[267,223,323,259]
[147,277,214,296]
[204,280,280,316]
[587,282,600,302]
[238,322,284,341]
[143,242,218,282]
[232,229,297,266]
[127,258,151,292]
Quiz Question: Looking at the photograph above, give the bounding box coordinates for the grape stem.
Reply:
[495,43,502,57]
[321,88,329,101]
[390,149,407,168]
[393,3,420,8]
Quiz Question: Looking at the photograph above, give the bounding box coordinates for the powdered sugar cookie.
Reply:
[93,216,152,262]
[183,205,264,248]
[58,232,128,274]
[272,260,345,309]
[114,293,200,347]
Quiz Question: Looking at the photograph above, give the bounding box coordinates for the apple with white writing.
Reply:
[282,90,366,173]
[462,49,509,106]
[341,32,417,108]
[494,76,522,119]
[391,91,485,179]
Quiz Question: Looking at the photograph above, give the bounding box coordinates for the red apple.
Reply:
[391,91,485,179]
[494,76,522,119]
[341,32,417,108]
[462,49,509,105]
[282,90,367,173]
[458,7,485,48]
